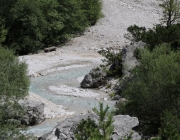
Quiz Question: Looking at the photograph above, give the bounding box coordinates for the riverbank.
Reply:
[19,0,162,137]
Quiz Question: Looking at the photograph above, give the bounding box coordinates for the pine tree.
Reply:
[92,103,114,140]
[75,103,114,140]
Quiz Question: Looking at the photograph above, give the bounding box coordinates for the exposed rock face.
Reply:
[81,41,146,89]
[107,41,146,95]
[38,114,140,140]
[112,115,141,140]
[81,67,106,88]
[19,99,45,125]
[122,41,146,76]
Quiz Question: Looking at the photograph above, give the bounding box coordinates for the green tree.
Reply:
[0,0,102,55]
[75,103,114,140]
[80,0,103,25]
[39,0,64,46]
[158,111,180,140]
[0,18,7,44]
[2,0,46,54]
[57,0,88,40]
[0,47,30,139]
[127,23,180,51]
[75,117,100,140]
[126,0,180,51]
[98,48,123,77]
[159,0,180,27]
[116,44,180,135]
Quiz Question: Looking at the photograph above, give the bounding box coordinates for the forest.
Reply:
[0,0,102,55]
[0,0,102,139]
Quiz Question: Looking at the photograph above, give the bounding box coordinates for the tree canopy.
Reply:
[159,0,180,27]
[0,0,102,55]
[0,47,30,139]
[116,44,180,136]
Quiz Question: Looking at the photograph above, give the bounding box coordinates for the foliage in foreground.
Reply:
[75,103,114,140]
[0,47,32,139]
[0,0,102,55]
[116,44,180,136]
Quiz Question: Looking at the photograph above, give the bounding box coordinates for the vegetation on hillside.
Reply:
[0,0,102,55]
[113,0,180,139]
[96,0,180,139]
[0,47,34,139]
[0,0,102,139]
[126,0,180,51]
[116,44,180,136]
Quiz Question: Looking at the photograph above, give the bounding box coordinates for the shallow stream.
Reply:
[27,65,115,136]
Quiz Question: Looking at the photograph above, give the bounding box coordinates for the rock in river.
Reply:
[19,99,45,125]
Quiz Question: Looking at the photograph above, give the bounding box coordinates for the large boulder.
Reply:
[107,41,146,95]
[109,41,146,95]
[122,41,146,76]
[19,99,45,125]
[38,114,94,140]
[112,115,141,140]
[81,41,145,89]
[38,114,141,140]
[81,67,106,88]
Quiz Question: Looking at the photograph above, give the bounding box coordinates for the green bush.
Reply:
[98,48,123,77]
[158,111,180,140]
[0,47,31,139]
[75,103,114,140]
[127,24,180,51]
[75,117,99,140]
[0,18,7,44]
[126,0,180,51]
[0,0,102,55]
[116,44,180,135]
[126,24,146,42]
[80,0,103,25]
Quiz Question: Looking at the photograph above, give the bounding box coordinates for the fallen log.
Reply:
[44,46,57,53]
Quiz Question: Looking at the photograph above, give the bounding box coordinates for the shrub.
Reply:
[98,48,123,77]
[127,24,180,51]
[0,18,7,44]
[80,0,103,25]
[158,111,180,140]
[75,103,114,140]
[75,117,99,140]
[116,44,180,135]
[0,47,30,139]
[126,24,146,42]
[0,0,102,55]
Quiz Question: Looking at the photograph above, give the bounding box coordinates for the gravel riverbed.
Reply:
[19,0,162,124]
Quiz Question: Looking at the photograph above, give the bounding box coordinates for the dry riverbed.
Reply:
[19,0,162,123]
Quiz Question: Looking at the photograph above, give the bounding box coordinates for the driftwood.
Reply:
[44,46,57,53]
